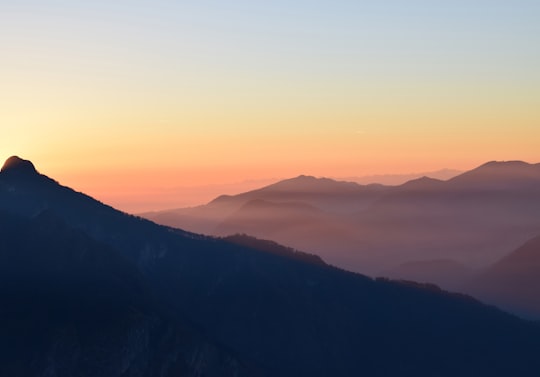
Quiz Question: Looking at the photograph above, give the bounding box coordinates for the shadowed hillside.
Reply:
[3,156,540,376]
[466,234,540,319]
[0,209,256,377]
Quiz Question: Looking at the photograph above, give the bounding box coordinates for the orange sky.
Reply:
[1,2,539,212]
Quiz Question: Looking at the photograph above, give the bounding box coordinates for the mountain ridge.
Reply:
[1,155,38,175]
[0,208,257,377]
[143,159,540,317]
[3,156,540,376]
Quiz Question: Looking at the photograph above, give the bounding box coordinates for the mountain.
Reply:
[0,209,254,377]
[142,175,389,265]
[381,259,474,291]
[346,168,462,185]
[211,174,387,210]
[214,199,347,251]
[354,160,540,272]
[448,160,540,190]
[142,175,388,232]
[143,161,540,286]
[466,234,540,319]
[221,233,327,266]
[3,156,540,376]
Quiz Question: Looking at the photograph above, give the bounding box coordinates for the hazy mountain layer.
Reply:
[466,234,540,319]
[144,161,540,281]
[2,156,540,376]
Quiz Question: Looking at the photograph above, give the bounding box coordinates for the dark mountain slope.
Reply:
[0,209,255,377]
[221,233,327,266]
[2,156,540,376]
[381,259,474,291]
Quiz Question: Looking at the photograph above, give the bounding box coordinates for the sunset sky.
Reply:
[1,1,539,212]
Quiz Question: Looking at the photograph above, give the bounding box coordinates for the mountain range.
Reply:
[143,160,540,318]
[2,156,540,376]
[466,234,540,318]
[343,168,462,185]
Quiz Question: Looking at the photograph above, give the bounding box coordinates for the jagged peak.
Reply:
[1,156,38,176]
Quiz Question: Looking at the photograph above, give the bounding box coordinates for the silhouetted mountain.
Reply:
[381,259,474,291]
[466,234,540,319]
[1,155,38,176]
[221,233,327,266]
[448,160,540,190]
[0,209,254,377]
[3,156,540,376]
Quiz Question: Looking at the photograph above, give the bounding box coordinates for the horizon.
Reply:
[1,154,538,213]
[2,1,539,211]
[0,153,465,212]
[40,159,540,213]
[1,153,468,212]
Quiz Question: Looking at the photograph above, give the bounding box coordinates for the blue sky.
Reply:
[1,0,539,211]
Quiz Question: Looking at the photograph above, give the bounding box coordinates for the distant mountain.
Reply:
[344,168,462,185]
[448,161,540,189]
[142,175,387,254]
[466,234,540,319]
[214,199,348,251]
[3,156,540,376]
[209,174,389,213]
[145,174,388,214]
[144,161,540,282]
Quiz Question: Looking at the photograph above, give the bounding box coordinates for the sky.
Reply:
[1,1,539,212]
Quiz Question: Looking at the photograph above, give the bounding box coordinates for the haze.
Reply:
[1,1,539,212]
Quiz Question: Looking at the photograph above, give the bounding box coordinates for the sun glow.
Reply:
[1,1,539,212]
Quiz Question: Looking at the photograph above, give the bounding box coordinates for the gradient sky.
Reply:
[1,1,539,211]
